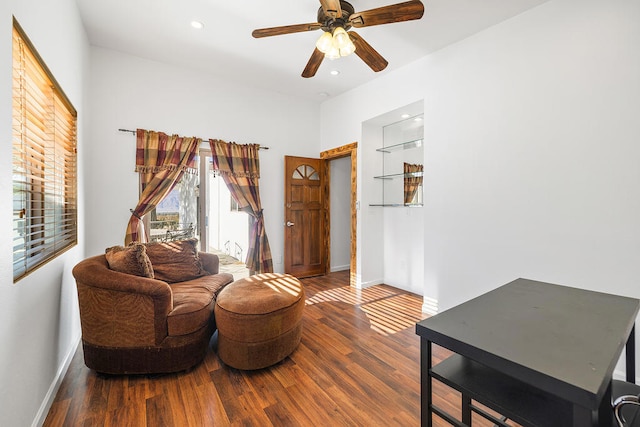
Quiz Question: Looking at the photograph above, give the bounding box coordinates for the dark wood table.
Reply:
[415,278,640,427]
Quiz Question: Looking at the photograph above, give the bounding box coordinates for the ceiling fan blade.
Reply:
[252,23,322,38]
[302,48,325,78]
[319,0,342,19]
[349,31,388,72]
[349,0,424,28]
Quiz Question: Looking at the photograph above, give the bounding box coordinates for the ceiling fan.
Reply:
[252,0,425,78]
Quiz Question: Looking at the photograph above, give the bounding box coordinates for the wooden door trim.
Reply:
[320,142,357,288]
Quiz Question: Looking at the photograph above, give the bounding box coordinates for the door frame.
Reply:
[198,149,210,251]
[320,142,357,288]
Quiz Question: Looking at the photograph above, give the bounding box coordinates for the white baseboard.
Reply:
[330,265,350,273]
[358,278,383,289]
[33,335,81,427]
[422,296,438,316]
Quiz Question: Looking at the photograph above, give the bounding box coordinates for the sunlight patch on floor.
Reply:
[306,285,427,336]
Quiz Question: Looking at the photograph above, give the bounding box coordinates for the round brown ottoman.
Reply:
[214,273,305,370]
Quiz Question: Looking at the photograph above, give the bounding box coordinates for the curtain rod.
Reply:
[117,128,269,150]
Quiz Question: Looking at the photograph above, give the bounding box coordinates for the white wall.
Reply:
[329,156,351,271]
[85,48,320,271]
[422,0,640,311]
[321,0,640,313]
[0,0,89,426]
[321,69,426,288]
[383,207,425,295]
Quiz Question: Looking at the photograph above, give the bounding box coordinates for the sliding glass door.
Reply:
[198,149,250,278]
[146,148,249,277]
[198,150,249,257]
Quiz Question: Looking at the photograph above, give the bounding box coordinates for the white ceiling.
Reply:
[76,0,548,103]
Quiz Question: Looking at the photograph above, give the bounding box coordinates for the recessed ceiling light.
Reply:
[318,92,330,98]
[330,70,340,76]
[401,113,410,119]
[191,21,204,29]
[414,117,423,122]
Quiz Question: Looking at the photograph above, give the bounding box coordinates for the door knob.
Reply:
[286,221,295,227]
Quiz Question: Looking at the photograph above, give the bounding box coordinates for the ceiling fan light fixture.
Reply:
[325,45,341,60]
[332,27,350,48]
[318,26,356,59]
[316,31,334,54]
[339,40,356,57]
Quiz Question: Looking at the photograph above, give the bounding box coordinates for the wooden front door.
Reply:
[284,156,325,278]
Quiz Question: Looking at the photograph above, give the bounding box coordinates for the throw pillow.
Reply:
[105,243,154,278]
[143,238,207,283]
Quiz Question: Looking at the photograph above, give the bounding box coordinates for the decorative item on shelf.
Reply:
[404,163,423,204]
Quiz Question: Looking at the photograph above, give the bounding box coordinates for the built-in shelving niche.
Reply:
[370,114,424,207]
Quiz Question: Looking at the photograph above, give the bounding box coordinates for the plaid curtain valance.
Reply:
[209,139,260,179]
[135,129,199,176]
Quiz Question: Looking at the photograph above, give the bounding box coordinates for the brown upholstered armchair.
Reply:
[72,247,234,375]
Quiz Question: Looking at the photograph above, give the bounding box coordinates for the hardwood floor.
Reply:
[43,271,507,426]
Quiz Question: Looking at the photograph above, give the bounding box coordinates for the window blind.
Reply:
[12,19,77,281]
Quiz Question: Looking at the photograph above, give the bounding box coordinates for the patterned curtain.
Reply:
[404,162,424,204]
[124,129,200,244]
[209,139,273,273]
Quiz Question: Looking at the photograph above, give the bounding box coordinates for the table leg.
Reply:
[421,339,432,427]
[461,394,472,425]
[627,324,636,383]
[572,381,613,427]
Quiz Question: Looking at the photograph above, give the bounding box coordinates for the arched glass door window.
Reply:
[292,165,320,181]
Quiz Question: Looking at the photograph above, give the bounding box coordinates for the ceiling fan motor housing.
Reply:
[318,1,355,32]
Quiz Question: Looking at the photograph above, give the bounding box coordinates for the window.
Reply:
[12,19,78,281]
[230,195,241,212]
[146,171,198,243]
[292,164,319,181]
